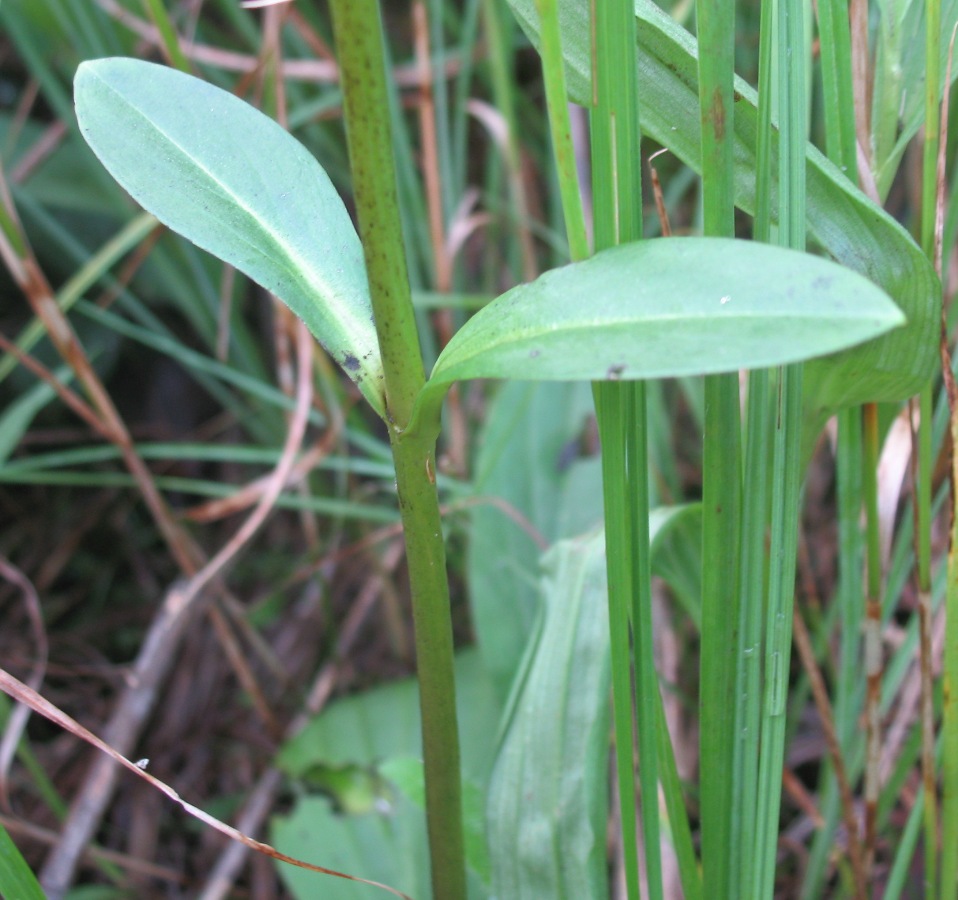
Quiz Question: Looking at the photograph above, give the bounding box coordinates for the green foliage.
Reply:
[425,236,903,390]
[0,0,940,894]
[486,531,611,899]
[506,0,942,414]
[0,821,45,900]
[274,651,499,899]
[467,381,602,698]
[74,58,386,417]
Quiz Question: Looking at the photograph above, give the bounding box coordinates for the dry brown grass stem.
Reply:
[0,662,412,899]
[197,540,404,900]
[0,557,47,809]
[792,605,867,899]
[36,322,313,895]
[94,0,466,88]
[0,331,108,440]
[0,813,189,886]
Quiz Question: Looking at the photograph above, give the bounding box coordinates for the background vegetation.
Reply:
[0,0,956,897]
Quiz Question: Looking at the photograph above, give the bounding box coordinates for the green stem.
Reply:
[922,0,948,893]
[593,384,642,900]
[140,0,190,73]
[481,0,538,280]
[534,0,589,262]
[862,400,882,876]
[752,0,808,892]
[693,0,739,895]
[328,4,465,898]
[805,0,864,891]
[329,0,427,426]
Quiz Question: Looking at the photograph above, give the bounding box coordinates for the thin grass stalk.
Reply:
[938,35,958,900]
[0,212,158,385]
[914,343,939,895]
[735,364,769,862]
[886,736,944,900]
[916,2,943,893]
[734,0,774,876]
[806,0,866,892]
[140,0,191,73]
[751,0,807,893]
[815,0,856,173]
[534,0,588,262]
[692,0,740,894]
[532,5,640,895]
[425,0,456,232]
[861,399,882,878]
[653,693,702,900]
[446,0,482,212]
[626,380,663,900]
[327,3,465,897]
[588,0,662,894]
[532,8,696,885]
[594,389,642,900]
[479,0,537,281]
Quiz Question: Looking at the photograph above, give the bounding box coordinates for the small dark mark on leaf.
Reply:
[343,353,361,371]
[710,86,726,140]
[607,364,626,380]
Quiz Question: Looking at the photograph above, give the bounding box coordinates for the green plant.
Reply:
[70,3,917,895]
[0,0,953,897]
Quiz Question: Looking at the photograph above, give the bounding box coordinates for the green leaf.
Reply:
[73,58,385,417]
[873,0,958,196]
[467,381,603,700]
[425,237,903,395]
[486,512,704,898]
[378,757,491,886]
[0,371,64,465]
[273,650,500,898]
[0,821,45,900]
[650,503,703,628]
[505,0,941,413]
[486,530,611,900]
[271,793,428,900]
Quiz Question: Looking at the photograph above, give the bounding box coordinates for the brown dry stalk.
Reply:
[862,402,882,880]
[648,148,673,237]
[37,323,313,895]
[0,164,203,577]
[0,666,411,899]
[197,539,405,900]
[0,331,107,440]
[94,0,465,88]
[791,606,867,899]
[0,557,47,810]
[0,814,188,886]
[180,415,341,524]
[848,0,871,164]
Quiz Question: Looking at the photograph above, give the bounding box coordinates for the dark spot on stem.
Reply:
[343,353,361,372]
[711,87,726,141]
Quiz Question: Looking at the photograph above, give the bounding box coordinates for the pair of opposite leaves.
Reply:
[73,51,937,431]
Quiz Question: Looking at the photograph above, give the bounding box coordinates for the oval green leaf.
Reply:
[74,58,385,417]
[506,0,941,415]
[426,237,903,394]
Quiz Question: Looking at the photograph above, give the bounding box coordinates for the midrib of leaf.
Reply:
[432,313,897,366]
